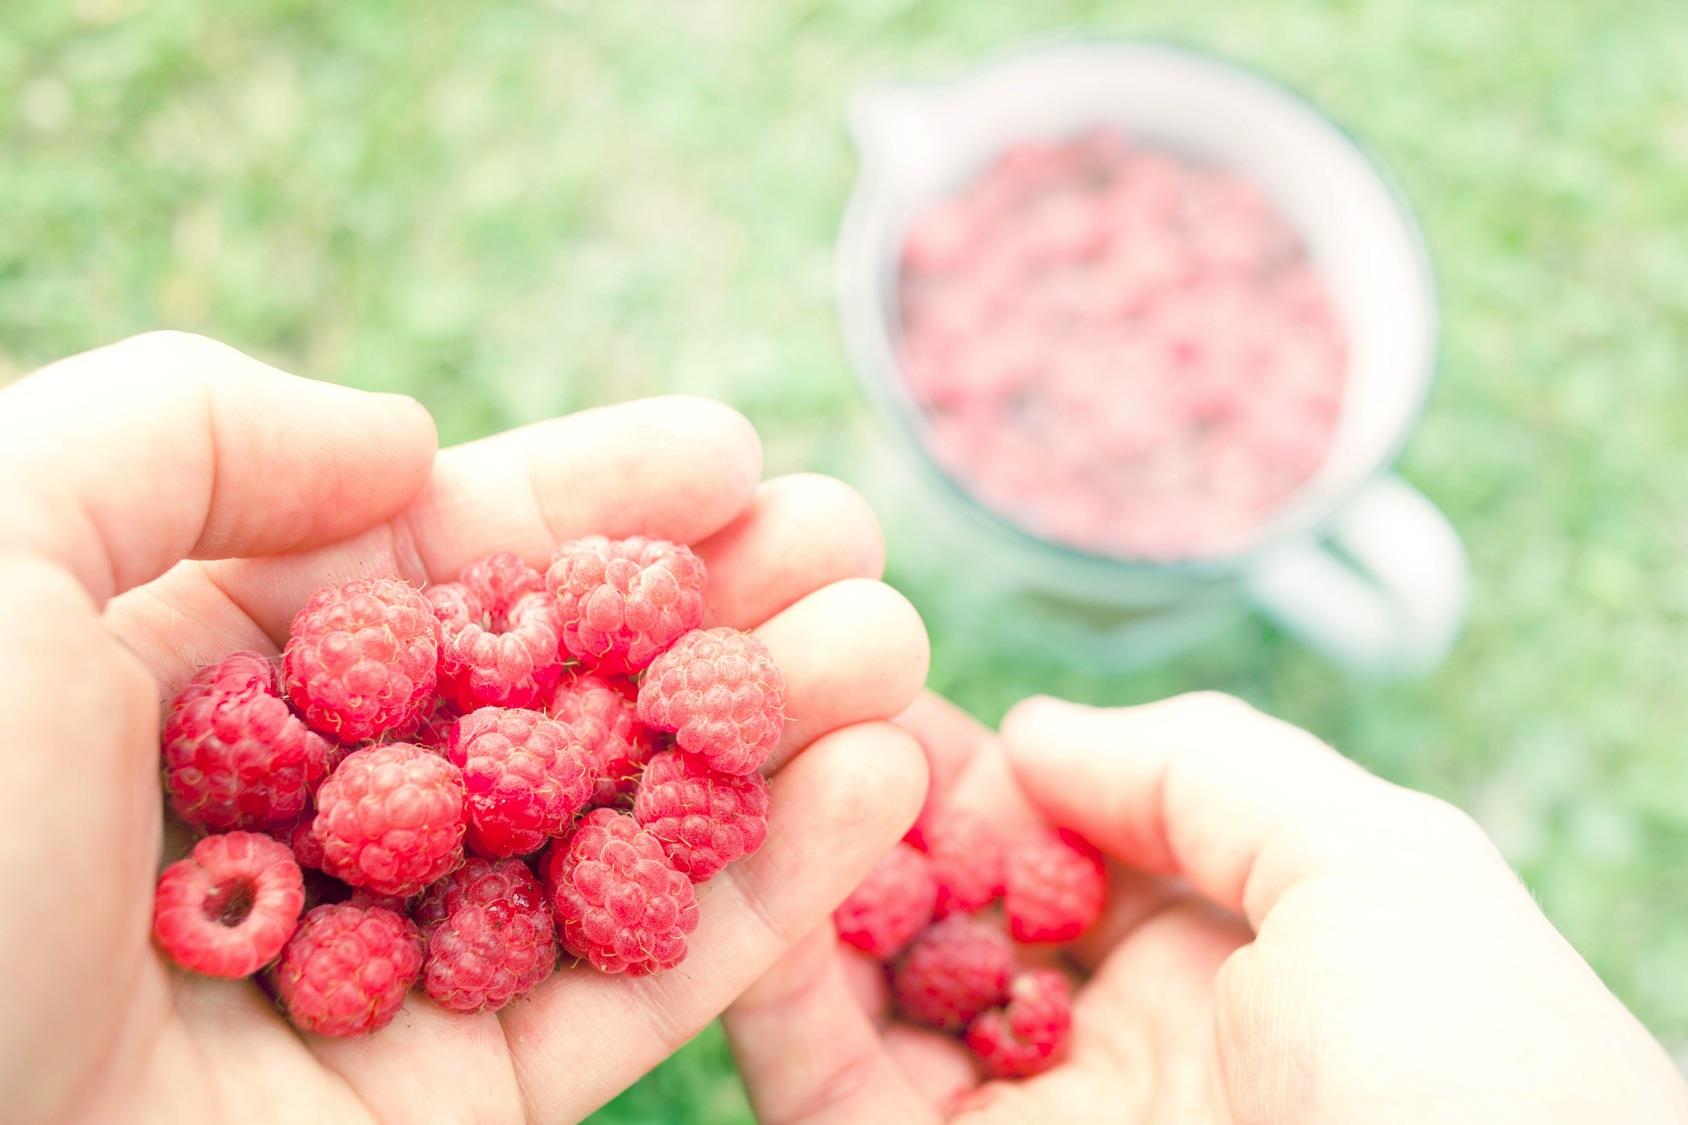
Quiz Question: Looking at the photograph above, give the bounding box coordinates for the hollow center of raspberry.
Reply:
[205,879,256,928]
[476,609,512,635]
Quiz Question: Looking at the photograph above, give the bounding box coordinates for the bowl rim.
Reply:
[835,32,1443,578]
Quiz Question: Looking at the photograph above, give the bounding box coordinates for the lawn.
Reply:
[4,0,1686,1119]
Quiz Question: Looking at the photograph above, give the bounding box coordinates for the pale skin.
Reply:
[727,693,1688,1124]
[0,332,933,1123]
[5,335,1686,1125]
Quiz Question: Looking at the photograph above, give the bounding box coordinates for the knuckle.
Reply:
[1167,690,1259,727]
[1371,790,1498,868]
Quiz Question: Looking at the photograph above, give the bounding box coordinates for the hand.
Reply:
[727,691,1688,1124]
[0,332,930,1124]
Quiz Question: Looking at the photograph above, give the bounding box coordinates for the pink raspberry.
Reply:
[911,808,1006,920]
[445,707,594,858]
[315,742,466,897]
[546,536,707,675]
[427,552,565,711]
[891,915,1014,1032]
[636,627,784,776]
[544,809,699,975]
[964,969,1074,1078]
[415,857,557,1012]
[161,652,332,831]
[152,831,304,978]
[274,903,423,1037]
[1004,829,1107,943]
[632,749,770,882]
[282,577,441,743]
[547,673,658,808]
[834,842,938,959]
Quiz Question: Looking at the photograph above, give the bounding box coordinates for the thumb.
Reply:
[999,692,1507,928]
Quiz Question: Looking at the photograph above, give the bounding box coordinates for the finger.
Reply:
[498,721,929,1122]
[882,1025,979,1111]
[725,926,943,1125]
[0,331,437,604]
[1000,693,1507,928]
[305,997,525,1122]
[106,396,764,695]
[895,692,994,802]
[841,947,890,1022]
[696,474,885,629]
[757,578,930,773]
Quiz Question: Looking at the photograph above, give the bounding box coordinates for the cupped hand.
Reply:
[0,332,931,1124]
[727,691,1688,1124]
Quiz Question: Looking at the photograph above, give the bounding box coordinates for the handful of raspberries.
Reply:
[151,537,785,1037]
[833,809,1107,1079]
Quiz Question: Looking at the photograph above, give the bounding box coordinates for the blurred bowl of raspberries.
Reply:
[838,38,1466,673]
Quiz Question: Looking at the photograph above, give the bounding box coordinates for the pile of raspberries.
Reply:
[151,537,785,1037]
[833,809,1107,1079]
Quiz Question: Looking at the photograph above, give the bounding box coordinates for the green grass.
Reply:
[5,0,1688,1118]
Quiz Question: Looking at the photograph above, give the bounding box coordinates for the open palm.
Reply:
[0,332,931,1124]
[727,693,1688,1125]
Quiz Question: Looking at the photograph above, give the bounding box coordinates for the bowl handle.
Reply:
[1244,477,1467,675]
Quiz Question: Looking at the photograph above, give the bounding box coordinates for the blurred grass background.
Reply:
[4,0,1687,1119]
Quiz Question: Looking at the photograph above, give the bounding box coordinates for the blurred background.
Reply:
[3,1,1686,1120]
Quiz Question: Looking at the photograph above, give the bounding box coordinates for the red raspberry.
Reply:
[834,842,938,958]
[964,969,1074,1078]
[315,742,466,897]
[545,809,700,975]
[1004,829,1107,943]
[632,748,770,882]
[161,652,332,831]
[274,903,423,1037]
[415,857,557,1012]
[891,915,1014,1032]
[271,812,325,871]
[445,707,593,858]
[547,536,707,675]
[152,831,304,978]
[547,673,657,808]
[427,552,565,711]
[282,577,441,743]
[911,808,1006,920]
[636,627,784,776]
[410,703,458,753]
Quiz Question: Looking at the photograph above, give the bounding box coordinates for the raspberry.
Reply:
[445,707,593,858]
[547,673,657,808]
[547,536,707,675]
[411,703,458,753]
[274,903,423,1037]
[152,832,304,978]
[912,808,1006,920]
[1004,829,1107,943]
[834,842,938,958]
[891,915,1014,1032]
[636,627,784,776]
[161,652,332,831]
[427,552,565,711]
[315,742,466,897]
[271,812,325,871]
[964,969,1074,1078]
[545,809,699,975]
[632,748,770,882]
[282,577,441,743]
[415,857,557,1012]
